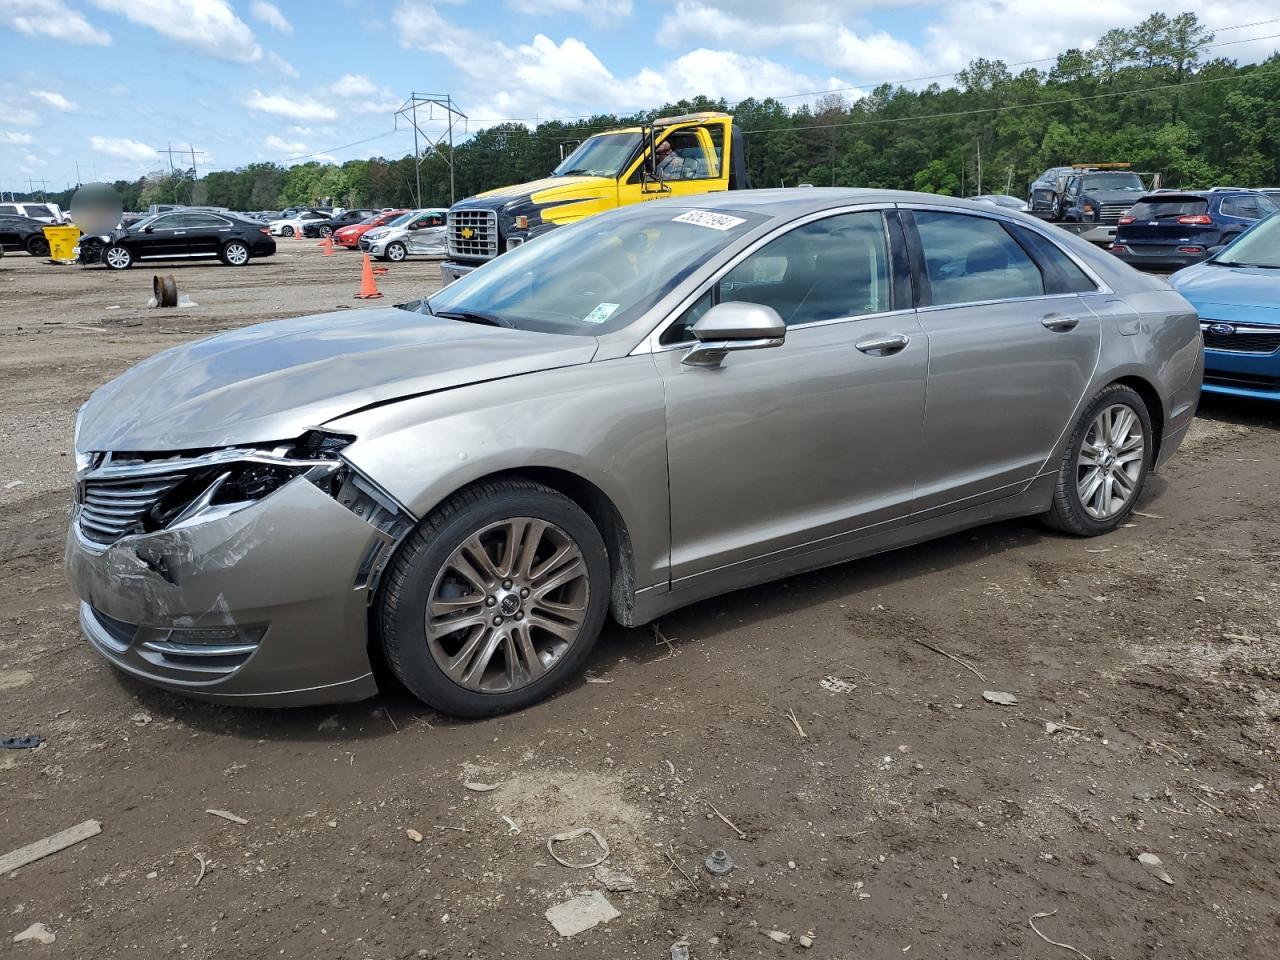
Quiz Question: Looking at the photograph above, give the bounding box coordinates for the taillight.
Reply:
[1177,246,1204,254]
[1177,215,1212,225]
[1118,216,1135,225]
[260,227,270,234]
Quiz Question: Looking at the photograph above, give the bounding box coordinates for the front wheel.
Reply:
[281,225,294,237]
[378,478,610,717]
[319,225,332,237]
[383,241,406,262]
[1043,384,1153,536]
[26,235,50,257]
[102,245,133,270]
[220,241,250,266]
[1050,196,1062,221]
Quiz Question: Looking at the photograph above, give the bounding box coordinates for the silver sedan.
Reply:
[66,189,1203,715]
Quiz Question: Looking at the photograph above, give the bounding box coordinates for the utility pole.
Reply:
[396,93,467,207]
[976,139,982,196]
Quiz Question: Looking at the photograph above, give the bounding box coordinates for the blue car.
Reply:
[1170,213,1280,401]
[1112,189,1277,272]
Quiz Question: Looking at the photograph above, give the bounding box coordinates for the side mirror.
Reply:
[682,301,786,367]
[1206,244,1226,255]
[143,225,154,233]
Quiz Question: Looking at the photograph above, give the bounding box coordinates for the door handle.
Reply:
[1041,314,1081,331]
[855,333,910,355]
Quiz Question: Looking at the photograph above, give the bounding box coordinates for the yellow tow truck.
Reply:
[440,111,749,282]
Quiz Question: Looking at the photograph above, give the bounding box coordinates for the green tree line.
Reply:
[24,13,1280,213]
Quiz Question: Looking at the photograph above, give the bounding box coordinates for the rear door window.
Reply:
[1127,198,1207,220]
[1005,224,1098,294]
[913,211,1044,306]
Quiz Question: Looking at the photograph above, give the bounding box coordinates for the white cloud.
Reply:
[250,0,292,34]
[394,3,841,121]
[0,0,112,45]
[6,108,40,126]
[330,73,381,98]
[244,89,338,120]
[326,74,401,113]
[31,89,77,111]
[89,135,156,161]
[506,0,632,28]
[21,151,44,166]
[0,131,34,144]
[288,125,312,135]
[90,0,262,63]
[264,134,307,154]
[268,51,299,77]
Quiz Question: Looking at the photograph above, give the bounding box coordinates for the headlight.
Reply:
[73,405,91,472]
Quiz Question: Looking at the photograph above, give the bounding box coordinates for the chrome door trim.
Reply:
[895,202,1114,296]
[632,202,897,355]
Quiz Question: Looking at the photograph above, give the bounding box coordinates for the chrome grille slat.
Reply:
[1097,203,1132,223]
[448,209,498,260]
[78,471,186,547]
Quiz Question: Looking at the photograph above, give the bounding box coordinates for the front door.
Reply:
[619,119,731,208]
[903,209,1102,514]
[656,208,927,583]
[136,213,186,258]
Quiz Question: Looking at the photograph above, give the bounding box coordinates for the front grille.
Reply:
[1201,323,1280,354]
[1097,203,1132,223]
[359,237,372,251]
[448,209,498,260]
[77,471,187,547]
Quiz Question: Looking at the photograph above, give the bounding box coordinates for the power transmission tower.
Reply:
[395,93,466,207]
[157,143,206,202]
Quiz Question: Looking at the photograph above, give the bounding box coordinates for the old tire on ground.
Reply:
[152,274,178,307]
[26,235,50,258]
[383,241,407,262]
[220,240,250,266]
[102,245,132,270]
[1043,383,1153,536]
[378,478,610,717]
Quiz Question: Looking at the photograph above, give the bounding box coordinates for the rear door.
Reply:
[408,212,446,255]
[1219,194,1271,242]
[903,208,1102,515]
[179,212,233,255]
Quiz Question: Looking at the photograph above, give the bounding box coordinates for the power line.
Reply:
[282,129,399,163]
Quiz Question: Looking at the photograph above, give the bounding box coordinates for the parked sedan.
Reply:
[359,208,447,261]
[0,214,54,256]
[79,210,276,269]
[334,209,408,249]
[303,208,380,239]
[66,190,1201,714]
[268,209,330,237]
[1111,190,1277,271]
[1170,213,1280,401]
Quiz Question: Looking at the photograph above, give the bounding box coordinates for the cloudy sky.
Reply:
[1,0,1277,190]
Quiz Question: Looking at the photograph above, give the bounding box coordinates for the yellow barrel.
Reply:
[42,225,81,263]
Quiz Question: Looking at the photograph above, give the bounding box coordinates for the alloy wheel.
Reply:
[387,242,406,261]
[104,246,131,269]
[225,243,248,265]
[425,518,590,693]
[1076,403,1144,519]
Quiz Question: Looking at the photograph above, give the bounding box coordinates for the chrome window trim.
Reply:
[633,202,899,354]
[898,203,1112,298]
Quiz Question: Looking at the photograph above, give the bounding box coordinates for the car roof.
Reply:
[643,187,994,218]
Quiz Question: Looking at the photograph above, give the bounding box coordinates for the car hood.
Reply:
[1170,263,1280,324]
[77,308,600,452]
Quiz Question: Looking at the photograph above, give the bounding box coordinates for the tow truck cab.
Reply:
[441,112,748,283]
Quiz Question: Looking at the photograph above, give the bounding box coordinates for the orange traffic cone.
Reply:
[354,254,383,299]
[372,265,388,276]
[319,235,334,256]
[294,226,304,241]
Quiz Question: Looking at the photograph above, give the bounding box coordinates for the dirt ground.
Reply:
[1,245,1277,960]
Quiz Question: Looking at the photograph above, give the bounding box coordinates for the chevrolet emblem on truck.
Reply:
[460,227,475,240]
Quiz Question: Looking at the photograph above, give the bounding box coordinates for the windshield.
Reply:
[379,211,416,229]
[1212,213,1280,268]
[1083,174,1144,191]
[552,132,643,178]
[428,204,766,335]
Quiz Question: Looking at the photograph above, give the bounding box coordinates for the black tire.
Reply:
[319,225,332,237]
[383,241,406,262]
[378,478,610,717]
[1043,383,1153,536]
[1050,196,1062,221]
[26,235,50,257]
[102,244,133,270]
[220,240,250,266]
[281,225,294,237]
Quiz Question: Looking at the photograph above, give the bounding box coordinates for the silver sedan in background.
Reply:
[66,189,1203,715]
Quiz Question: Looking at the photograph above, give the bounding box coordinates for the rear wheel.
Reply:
[1043,384,1152,536]
[220,241,250,266]
[379,478,610,717]
[319,225,332,237]
[102,245,132,270]
[383,241,407,262]
[1050,196,1062,221]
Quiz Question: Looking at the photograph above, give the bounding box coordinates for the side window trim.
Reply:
[646,204,910,351]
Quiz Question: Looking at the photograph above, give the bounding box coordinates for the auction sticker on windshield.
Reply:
[673,211,747,231]
[582,302,620,324]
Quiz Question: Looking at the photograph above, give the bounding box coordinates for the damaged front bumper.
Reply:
[65,450,414,706]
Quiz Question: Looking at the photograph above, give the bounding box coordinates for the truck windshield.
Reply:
[1083,174,1144,190]
[553,132,643,178]
[428,204,765,336]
